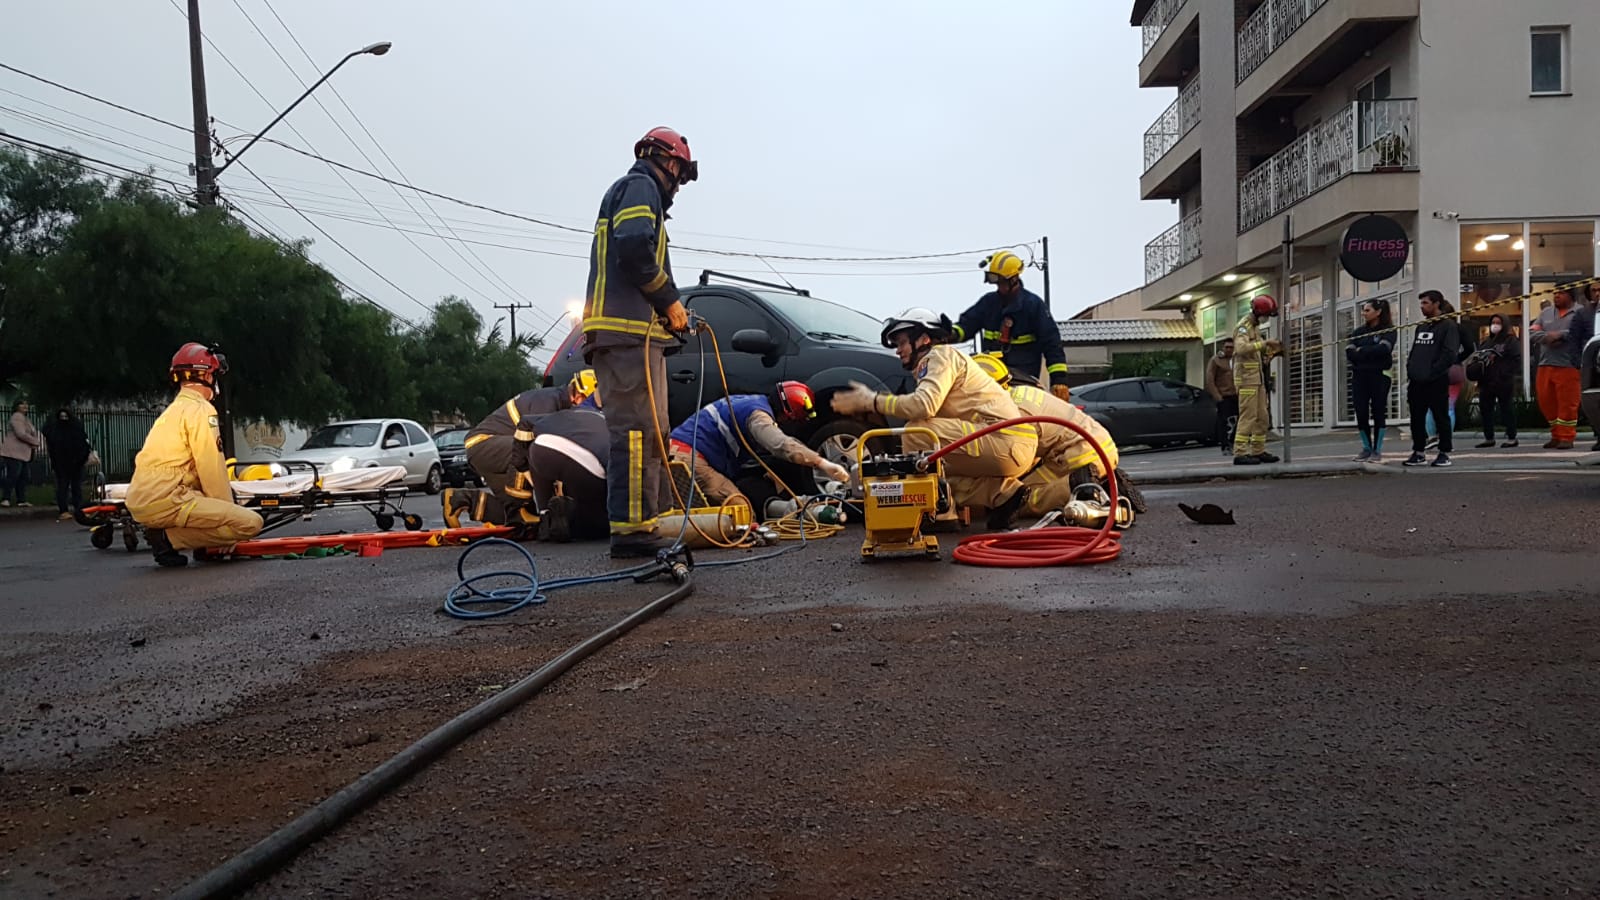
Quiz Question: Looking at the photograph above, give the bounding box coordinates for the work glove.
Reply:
[1263,339,1284,358]
[663,300,690,333]
[937,313,956,342]
[1051,384,1071,402]
[819,460,850,485]
[830,381,878,416]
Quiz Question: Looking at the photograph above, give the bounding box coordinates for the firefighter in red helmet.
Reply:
[667,381,849,509]
[124,343,263,566]
[581,126,698,558]
[1232,294,1284,464]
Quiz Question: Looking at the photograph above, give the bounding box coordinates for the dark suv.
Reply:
[544,272,911,492]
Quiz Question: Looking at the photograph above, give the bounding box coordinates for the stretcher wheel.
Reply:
[401,513,423,531]
[90,525,113,550]
[123,530,139,552]
[374,512,396,531]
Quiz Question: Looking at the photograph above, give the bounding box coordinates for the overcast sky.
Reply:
[4,1,1176,359]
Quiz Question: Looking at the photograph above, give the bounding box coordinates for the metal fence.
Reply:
[1142,78,1202,172]
[9,409,160,482]
[1143,207,1204,285]
[1237,0,1333,83]
[1141,0,1189,57]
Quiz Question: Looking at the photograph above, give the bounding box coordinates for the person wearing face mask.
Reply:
[1528,286,1594,449]
[1344,298,1395,461]
[1469,313,1521,448]
[1205,338,1238,455]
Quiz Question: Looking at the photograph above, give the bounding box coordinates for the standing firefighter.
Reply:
[950,250,1072,400]
[831,308,1037,522]
[124,343,263,567]
[582,126,697,558]
[1232,295,1284,465]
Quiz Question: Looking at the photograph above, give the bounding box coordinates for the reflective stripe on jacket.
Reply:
[125,388,232,522]
[951,288,1069,386]
[669,395,773,479]
[581,160,679,350]
[465,386,571,446]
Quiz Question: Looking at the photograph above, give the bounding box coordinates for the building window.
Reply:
[1531,27,1569,95]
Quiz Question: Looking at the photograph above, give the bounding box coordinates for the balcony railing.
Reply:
[1238,98,1418,233]
[1142,0,1189,58]
[1142,78,1202,172]
[1144,207,1203,285]
[1237,0,1332,82]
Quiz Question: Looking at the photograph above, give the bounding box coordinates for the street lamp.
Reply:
[213,41,391,180]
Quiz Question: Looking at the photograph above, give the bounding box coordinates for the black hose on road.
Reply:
[170,577,695,900]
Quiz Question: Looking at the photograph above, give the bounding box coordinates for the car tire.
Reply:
[808,419,867,492]
[424,465,443,495]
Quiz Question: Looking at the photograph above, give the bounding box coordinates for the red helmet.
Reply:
[771,381,815,422]
[1251,294,1279,317]
[635,126,698,184]
[170,342,228,386]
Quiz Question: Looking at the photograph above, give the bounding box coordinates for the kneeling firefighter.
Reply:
[447,405,611,541]
[668,381,851,508]
[463,370,597,498]
[831,308,1037,517]
[125,343,264,567]
[970,353,1147,521]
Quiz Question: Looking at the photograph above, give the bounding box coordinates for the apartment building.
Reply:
[1131,0,1600,427]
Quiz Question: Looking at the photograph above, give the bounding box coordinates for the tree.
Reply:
[401,296,539,425]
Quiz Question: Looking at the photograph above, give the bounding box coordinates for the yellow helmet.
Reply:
[980,250,1026,284]
[972,352,1011,388]
[568,368,598,400]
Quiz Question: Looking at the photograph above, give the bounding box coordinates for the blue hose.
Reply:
[443,538,656,619]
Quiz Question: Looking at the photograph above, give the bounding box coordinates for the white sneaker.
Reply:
[17,502,32,508]
[0,500,10,508]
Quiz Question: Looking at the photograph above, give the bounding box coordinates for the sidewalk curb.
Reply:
[0,507,70,524]
[1137,461,1393,485]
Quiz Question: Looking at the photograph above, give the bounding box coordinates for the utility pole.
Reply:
[494,302,533,342]
[1040,235,1052,311]
[187,0,218,207]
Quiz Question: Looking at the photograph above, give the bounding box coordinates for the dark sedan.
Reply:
[432,427,482,488]
[1072,377,1220,449]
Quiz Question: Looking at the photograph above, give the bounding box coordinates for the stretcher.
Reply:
[223,525,516,559]
[75,461,422,552]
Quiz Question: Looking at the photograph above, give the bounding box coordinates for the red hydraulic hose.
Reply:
[921,415,1122,567]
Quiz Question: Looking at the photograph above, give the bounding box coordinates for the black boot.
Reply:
[1111,468,1148,515]
[985,486,1029,531]
[146,529,187,568]
[610,532,672,559]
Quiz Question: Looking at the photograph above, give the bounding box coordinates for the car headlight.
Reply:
[327,455,358,473]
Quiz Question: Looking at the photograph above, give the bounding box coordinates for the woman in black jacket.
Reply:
[1345,298,1395,461]
[41,407,91,519]
[1470,313,1521,448]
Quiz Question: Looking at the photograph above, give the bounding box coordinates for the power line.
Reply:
[258,0,544,320]
[0,131,192,192]
[0,104,195,170]
[0,87,197,157]
[219,0,545,326]
[0,61,189,132]
[3,59,1037,263]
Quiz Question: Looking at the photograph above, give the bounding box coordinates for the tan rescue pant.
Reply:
[902,417,1036,510]
[668,445,743,508]
[1233,386,1269,457]
[129,487,263,551]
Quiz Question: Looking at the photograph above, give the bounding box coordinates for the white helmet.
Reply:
[879,307,952,348]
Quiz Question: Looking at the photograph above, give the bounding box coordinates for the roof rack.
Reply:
[696,269,810,296]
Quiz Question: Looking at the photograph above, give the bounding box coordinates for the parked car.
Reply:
[288,419,444,493]
[1072,377,1220,450]
[1582,331,1600,449]
[544,272,914,493]
[432,426,482,488]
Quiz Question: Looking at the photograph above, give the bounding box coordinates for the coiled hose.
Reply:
[444,538,661,619]
[924,414,1123,567]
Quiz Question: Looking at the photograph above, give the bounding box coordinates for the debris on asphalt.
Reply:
[830,622,844,632]
[604,676,650,693]
[1179,503,1235,525]
[128,637,146,648]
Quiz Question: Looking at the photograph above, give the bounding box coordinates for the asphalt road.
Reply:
[2,472,1597,898]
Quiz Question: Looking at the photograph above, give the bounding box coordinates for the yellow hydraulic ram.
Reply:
[856,427,949,561]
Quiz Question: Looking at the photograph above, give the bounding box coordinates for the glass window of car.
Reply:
[434,429,467,451]
[1145,381,1194,403]
[301,422,380,449]
[1099,382,1147,403]
[404,422,430,445]
[382,423,407,448]
[683,294,776,348]
[752,290,884,344]
[1073,385,1103,402]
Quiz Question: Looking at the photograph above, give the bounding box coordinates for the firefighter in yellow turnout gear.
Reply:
[1232,295,1284,465]
[125,343,263,567]
[970,353,1147,523]
[831,308,1037,514]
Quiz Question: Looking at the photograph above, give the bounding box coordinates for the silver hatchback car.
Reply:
[288,418,444,493]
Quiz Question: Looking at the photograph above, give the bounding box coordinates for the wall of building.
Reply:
[1196,0,1243,281]
[1415,0,1600,302]
[1294,21,1417,129]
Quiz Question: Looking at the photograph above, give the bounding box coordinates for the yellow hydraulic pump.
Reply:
[856,427,949,561]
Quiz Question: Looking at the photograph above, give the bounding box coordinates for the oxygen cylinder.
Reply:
[657,510,745,549]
